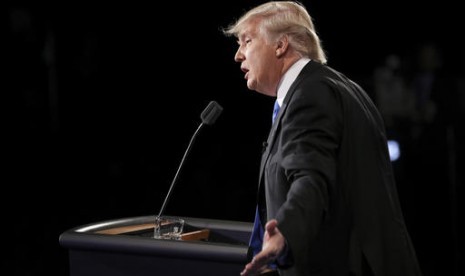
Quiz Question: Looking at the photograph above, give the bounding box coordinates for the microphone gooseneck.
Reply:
[156,101,223,219]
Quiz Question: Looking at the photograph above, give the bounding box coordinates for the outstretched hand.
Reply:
[240,219,286,276]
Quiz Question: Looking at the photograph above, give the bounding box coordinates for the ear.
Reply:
[275,35,289,57]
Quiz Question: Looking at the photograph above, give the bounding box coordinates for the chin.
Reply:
[247,80,256,91]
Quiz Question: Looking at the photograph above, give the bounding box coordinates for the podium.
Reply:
[59,215,252,276]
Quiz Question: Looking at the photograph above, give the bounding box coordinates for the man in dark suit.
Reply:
[223,1,423,276]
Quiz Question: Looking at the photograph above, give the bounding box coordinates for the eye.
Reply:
[245,39,252,44]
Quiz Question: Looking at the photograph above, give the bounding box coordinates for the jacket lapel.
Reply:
[257,60,322,186]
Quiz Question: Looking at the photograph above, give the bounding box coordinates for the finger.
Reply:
[240,262,263,276]
[241,261,269,276]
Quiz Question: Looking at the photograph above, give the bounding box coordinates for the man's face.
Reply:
[234,20,281,97]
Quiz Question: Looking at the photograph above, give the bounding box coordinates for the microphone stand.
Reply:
[153,101,223,238]
[156,122,205,219]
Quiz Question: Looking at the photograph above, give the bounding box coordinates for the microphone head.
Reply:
[200,101,223,125]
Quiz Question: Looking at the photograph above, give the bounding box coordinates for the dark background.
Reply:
[4,0,464,275]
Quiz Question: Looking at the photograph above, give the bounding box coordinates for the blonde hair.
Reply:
[223,1,327,64]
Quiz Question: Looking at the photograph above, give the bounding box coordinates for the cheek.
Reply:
[248,52,264,72]
[253,54,271,76]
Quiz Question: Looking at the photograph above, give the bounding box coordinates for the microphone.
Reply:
[156,101,223,219]
[201,100,223,125]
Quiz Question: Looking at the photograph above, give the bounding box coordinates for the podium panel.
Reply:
[59,216,252,276]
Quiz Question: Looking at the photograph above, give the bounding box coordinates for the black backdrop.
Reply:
[4,1,463,275]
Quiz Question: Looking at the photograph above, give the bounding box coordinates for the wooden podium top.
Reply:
[95,222,211,241]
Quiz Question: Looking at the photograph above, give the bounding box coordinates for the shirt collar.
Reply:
[276,58,311,106]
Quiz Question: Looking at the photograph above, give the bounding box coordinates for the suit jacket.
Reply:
[258,60,422,276]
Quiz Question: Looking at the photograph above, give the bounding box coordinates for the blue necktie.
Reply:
[248,100,280,268]
[272,100,280,123]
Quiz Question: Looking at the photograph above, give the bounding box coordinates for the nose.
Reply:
[234,47,244,62]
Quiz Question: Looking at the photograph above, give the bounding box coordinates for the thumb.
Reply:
[265,219,278,233]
